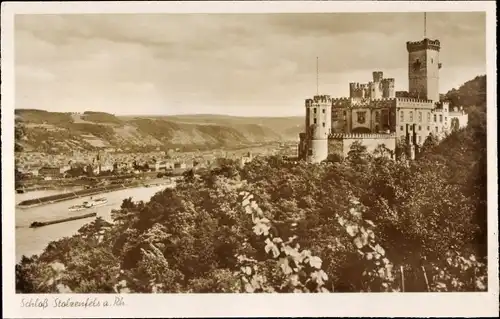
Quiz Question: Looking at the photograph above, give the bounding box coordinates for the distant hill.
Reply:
[14,110,303,153]
[443,75,486,111]
[15,75,486,153]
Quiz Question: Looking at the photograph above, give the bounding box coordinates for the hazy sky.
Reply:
[15,12,486,116]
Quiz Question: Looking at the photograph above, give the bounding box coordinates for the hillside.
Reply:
[443,75,486,111]
[14,75,486,154]
[14,110,303,153]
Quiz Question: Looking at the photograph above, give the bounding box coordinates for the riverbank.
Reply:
[16,184,169,262]
[16,178,174,208]
[17,183,140,208]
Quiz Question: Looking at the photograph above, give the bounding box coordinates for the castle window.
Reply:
[314,108,317,114]
[434,114,437,122]
[418,135,422,143]
[427,126,430,131]
[400,126,404,131]
[375,112,380,123]
[409,111,413,121]
[435,126,438,133]
[322,122,325,127]
[314,119,317,124]
[439,115,443,123]
[418,112,422,122]
[445,117,447,122]
[427,113,431,122]
[413,59,421,71]
[418,125,422,131]
[409,126,413,131]
[400,111,404,122]
[431,58,434,64]
[322,109,325,114]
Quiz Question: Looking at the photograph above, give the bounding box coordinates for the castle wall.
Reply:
[395,98,437,144]
[351,108,372,133]
[370,109,384,133]
[331,98,351,133]
[328,133,396,159]
[310,139,328,163]
[331,109,346,133]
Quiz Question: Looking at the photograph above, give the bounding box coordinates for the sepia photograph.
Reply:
[2,1,498,318]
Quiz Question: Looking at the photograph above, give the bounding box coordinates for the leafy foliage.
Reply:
[16,77,488,293]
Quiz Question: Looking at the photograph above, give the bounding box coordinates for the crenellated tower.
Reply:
[407,38,442,102]
[381,78,395,98]
[304,95,332,163]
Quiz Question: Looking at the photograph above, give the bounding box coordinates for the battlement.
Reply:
[349,82,370,91]
[372,71,384,83]
[406,38,441,52]
[332,97,398,109]
[331,98,351,108]
[381,78,395,84]
[396,97,434,104]
[305,95,332,106]
[351,98,397,109]
[329,133,397,139]
[370,98,397,105]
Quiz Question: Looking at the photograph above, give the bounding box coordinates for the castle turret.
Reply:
[349,83,357,98]
[407,38,441,102]
[373,71,384,83]
[305,95,332,163]
[382,78,395,98]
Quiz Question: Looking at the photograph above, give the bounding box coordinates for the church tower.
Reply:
[406,14,442,102]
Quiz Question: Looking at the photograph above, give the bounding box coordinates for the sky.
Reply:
[14,12,486,117]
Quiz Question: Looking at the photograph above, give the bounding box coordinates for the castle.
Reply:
[298,37,469,163]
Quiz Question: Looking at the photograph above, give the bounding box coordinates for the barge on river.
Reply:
[30,212,97,228]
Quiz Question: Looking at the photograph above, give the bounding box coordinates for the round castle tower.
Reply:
[305,95,332,163]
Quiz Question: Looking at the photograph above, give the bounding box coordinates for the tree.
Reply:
[418,134,439,158]
[346,141,369,167]
[15,103,487,293]
[373,144,394,160]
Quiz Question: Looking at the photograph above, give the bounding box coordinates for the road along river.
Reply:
[15,185,168,263]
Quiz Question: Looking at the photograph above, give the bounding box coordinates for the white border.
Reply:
[2,1,498,317]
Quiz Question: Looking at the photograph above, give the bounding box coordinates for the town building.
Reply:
[298,36,468,163]
[38,166,62,178]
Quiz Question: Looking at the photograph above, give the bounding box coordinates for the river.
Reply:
[15,185,168,263]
